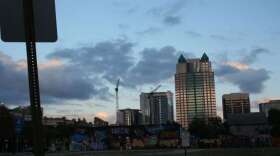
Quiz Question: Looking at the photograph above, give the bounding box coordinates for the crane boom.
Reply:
[150,84,161,93]
[115,79,120,124]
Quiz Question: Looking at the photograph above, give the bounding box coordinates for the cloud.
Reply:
[215,48,271,94]
[125,46,190,86]
[0,51,112,105]
[185,31,202,38]
[210,34,231,41]
[136,27,162,35]
[48,39,135,85]
[216,64,269,93]
[95,112,109,120]
[1,39,191,105]
[241,48,270,64]
[163,16,181,26]
[147,0,187,26]
[49,39,188,88]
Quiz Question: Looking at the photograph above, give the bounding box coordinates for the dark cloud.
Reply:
[48,39,135,85]
[215,48,271,94]
[241,48,270,64]
[163,16,181,26]
[125,46,190,86]
[1,39,191,105]
[0,51,112,105]
[0,54,29,104]
[49,39,188,88]
[185,31,202,38]
[216,64,270,93]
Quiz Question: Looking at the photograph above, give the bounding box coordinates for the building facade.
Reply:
[117,109,141,126]
[140,91,174,125]
[94,117,109,127]
[259,100,280,117]
[175,53,216,128]
[222,93,250,120]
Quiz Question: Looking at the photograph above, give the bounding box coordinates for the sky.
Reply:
[0,0,280,123]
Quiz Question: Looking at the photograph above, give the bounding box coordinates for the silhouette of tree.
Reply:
[268,109,280,137]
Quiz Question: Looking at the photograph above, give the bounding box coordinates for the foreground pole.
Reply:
[23,0,44,155]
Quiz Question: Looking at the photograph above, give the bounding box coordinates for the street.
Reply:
[1,148,280,156]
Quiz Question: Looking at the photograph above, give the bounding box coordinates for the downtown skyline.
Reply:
[0,0,280,123]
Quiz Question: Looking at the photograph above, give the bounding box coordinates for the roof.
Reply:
[200,53,209,62]
[178,54,186,63]
[227,113,268,126]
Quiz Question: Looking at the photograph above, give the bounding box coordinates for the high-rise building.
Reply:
[175,53,216,128]
[222,93,250,120]
[259,100,280,117]
[117,109,141,126]
[140,91,174,125]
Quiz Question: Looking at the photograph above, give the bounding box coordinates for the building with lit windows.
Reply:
[222,93,250,120]
[175,53,216,128]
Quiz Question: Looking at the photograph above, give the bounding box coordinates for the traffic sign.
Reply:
[0,0,57,42]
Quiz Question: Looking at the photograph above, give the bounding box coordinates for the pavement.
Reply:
[0,149,203,156]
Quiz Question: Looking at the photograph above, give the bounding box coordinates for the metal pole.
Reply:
[22,0,44,156]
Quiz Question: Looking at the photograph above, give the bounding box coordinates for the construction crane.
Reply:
[150,85,161,94]
[115,79,120,124]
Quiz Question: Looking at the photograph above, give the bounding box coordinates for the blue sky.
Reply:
[1,0,280,123]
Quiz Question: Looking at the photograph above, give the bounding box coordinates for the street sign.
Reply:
[0,0,57,42]
[15,117,24,135]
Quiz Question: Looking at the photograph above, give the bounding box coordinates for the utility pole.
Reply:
[23,0,44,155]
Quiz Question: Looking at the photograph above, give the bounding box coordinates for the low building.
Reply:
[222,93,250,120]
[117,109,141,126]
[10,106,35,122]
[94,117,109,127]
[227,112,270,137]
[259,100,280,117]
[43,117,75,126]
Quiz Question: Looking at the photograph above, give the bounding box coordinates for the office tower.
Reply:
[222,93,250,120]
[117,109,141,126]
[175,53,216,128]
[259,100,280,117]
[140,91,174,125]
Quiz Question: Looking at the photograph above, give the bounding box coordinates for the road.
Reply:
[1,148,280,156]
[0,149,202,156]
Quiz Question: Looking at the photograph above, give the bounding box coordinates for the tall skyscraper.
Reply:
[140,91,174,125]
[175,53,216,128]
[222,93,250,120]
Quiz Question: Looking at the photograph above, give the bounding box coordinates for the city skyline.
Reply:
[0,0,280,123]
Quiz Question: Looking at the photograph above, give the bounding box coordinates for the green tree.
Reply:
[189,118,208,138]
[189,117,227,139]
[0,105,15,139]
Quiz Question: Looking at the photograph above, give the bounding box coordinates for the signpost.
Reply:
[0,0,58,155]
[181,128,190,156]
